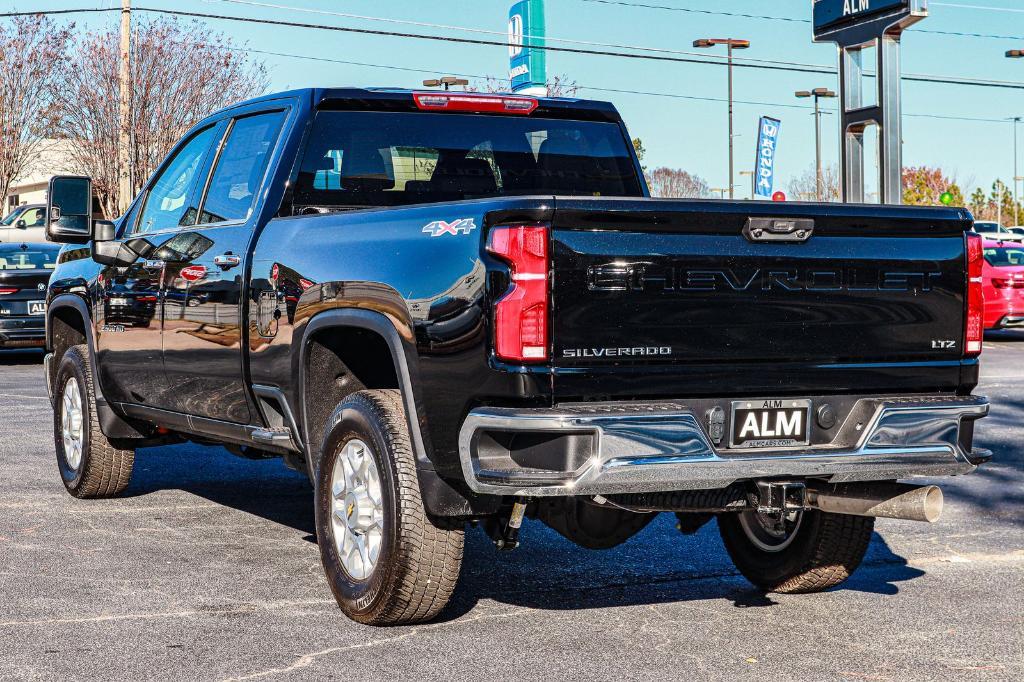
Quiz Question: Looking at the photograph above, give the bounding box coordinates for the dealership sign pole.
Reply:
[508,0,548,96]
[813,0,928,205]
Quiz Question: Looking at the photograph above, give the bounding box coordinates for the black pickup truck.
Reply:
[41,88,990,625]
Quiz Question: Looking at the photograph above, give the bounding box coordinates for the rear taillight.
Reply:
[0,287,19,295]
[966,233,984,356]
[487,225,549,363]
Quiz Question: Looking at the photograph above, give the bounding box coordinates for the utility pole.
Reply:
[694,38,750,200]
[117,0,132,217]
[796,88,837,201]
[1013,117,1021,225]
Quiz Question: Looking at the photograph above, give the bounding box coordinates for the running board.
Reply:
[118,403,301,453]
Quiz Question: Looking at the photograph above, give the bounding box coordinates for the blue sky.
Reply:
[11,0,1024,198]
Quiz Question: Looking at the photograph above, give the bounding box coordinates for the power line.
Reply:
[131,6,839,74]
[239,45,1015,124]
[932,2,1024,13]
[574,0,1024,41]
[5,7,1024,91]
[211,0,831,70]
[138,7,1024,91]
[576,0,807,23]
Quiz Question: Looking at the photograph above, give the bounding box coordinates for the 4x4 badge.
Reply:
[422,218,476,237]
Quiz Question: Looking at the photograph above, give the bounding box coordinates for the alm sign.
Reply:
[812,0,921,42]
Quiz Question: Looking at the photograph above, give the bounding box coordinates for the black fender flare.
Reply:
[297,308,489,517]
[46,294,146,440]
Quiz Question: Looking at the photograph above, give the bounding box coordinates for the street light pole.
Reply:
[694,38,751,200]
[796,88,837,201]
[997,179,1004,226]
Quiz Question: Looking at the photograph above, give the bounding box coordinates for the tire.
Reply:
[718,509,874,593]
[314,389,464,625]
[53,344,135,498]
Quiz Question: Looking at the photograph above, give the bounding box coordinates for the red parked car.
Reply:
[982,239,1024,330]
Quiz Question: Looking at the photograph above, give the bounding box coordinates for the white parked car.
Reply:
[0,204,48,243]
[972,221,1024,242]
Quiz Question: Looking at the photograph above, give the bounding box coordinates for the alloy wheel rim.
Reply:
[330,438,384,580]
[737,509,803,553]
[61,377,84,471]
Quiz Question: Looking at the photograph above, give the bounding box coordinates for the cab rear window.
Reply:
[292,110,643,211]
[0,250,58,270]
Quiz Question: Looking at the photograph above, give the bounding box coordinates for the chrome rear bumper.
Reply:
[457,396,989,497]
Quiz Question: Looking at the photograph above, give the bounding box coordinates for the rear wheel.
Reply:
[53,345,135,498]
[718,509,874,593]
[314,389,464,625]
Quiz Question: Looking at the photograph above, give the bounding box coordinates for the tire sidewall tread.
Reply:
[53,345,135,499]
[718,509,874,594]
[314,389,463,625]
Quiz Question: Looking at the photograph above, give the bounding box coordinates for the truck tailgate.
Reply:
[550,198,972,397]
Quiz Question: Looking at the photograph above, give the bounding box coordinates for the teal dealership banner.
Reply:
[508,0,547,94]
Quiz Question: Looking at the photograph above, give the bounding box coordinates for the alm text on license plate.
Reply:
[730,399,811,449]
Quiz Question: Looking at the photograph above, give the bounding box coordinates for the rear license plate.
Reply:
[730,399,811,449]
[109,297,128,307]
[28,301,46,316]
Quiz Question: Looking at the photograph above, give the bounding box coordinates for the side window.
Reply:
[134,126,217,235]
[21,208,45,227]
[199,111,285,224]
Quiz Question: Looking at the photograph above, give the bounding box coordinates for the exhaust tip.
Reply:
[808,482,945,523]
[920,485,944,523]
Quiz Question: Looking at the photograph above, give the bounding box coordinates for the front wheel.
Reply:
[53,345,135,498]
[718,509,874,593]
[314,390,464,625]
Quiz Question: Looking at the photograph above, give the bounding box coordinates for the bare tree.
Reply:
[467,73,580,97]
[51,18,268,218]
[788,163,841,202]
[646,167,710,199]
[0,15,72,206]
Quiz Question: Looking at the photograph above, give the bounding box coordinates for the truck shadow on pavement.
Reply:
[442,521,925,620]
[125,443,928,621]
[0,349,44,365]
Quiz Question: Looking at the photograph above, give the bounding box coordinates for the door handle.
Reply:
[213,254,242,269]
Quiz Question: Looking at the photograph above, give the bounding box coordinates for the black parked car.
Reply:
[0,242,59,348]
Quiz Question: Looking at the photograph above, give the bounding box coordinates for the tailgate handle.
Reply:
[744,217,814,243]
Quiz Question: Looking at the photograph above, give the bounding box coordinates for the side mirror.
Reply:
[47,176,93,244]
[15,219,26,229]
[91,220,139,267]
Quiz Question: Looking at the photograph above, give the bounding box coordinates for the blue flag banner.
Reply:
[754,117,782,199]
[508,0,547,95]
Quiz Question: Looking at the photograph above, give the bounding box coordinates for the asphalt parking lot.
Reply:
[1,338,1022,681]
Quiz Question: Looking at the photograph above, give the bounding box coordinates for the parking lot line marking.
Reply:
[0,599,337,628]
[220,607,536,682]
